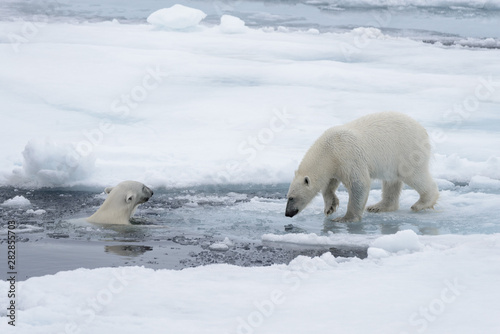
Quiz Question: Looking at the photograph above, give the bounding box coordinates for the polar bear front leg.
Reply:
[322,178,340,216]
[334,177,370,222]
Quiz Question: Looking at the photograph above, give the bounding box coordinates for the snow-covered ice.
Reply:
[0,1,499,333]
[0,233,499,333]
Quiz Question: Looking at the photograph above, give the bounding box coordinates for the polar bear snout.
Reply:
[142,185,153,201]
[285,198,299,217]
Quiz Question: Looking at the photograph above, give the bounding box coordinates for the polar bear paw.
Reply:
[411,200,435,212]
[366,202,399,213]
[324,196,339,216]
[411,192,439,212]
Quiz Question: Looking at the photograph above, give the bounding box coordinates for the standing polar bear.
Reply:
[88,180,153,225]
[286,112,438,222]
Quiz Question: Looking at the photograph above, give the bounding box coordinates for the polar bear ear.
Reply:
[125,192,136,203]
[104,187,114,194]
[304,176,310,186]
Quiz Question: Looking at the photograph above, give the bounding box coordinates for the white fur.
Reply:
[286,112,439,222]
[87,180,153,225]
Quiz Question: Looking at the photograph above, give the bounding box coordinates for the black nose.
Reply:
[285,199,299,217]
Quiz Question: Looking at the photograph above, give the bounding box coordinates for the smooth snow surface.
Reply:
[1,20,499,188]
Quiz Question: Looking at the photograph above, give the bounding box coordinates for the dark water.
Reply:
[1,181,498,280]
[0,185,369,280]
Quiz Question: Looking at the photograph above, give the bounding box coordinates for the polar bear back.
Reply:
[332,112,430,180]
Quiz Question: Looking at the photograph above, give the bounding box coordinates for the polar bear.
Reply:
[285,112,439,222]
[87,180,153,225]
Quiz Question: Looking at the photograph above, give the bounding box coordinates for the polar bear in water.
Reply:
[285,112,439,222]
[88,180,153,225]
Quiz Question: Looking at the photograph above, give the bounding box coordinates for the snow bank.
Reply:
[469,175,500,191]
[433,155,500,184]
[147,5,206,30]
[219,15,248,34]
[368,230,423,258]
[1,195,31,207]
[7,138,95,188]
[262,232,375,246]
[264,230,424,257]
[1,233,498,334]
[370,230,423,253]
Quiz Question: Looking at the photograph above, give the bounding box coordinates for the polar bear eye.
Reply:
[304,176,310,186]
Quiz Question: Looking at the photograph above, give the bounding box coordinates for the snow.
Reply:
[25,209,46,215]
[370,229,423,254]
[1,18,498,188]
[1,233,499,333]
[469,175,500,191]
[263,231,376,247]
[0,18,500,187]
[219,15,248,34]
[147,5,206,30]
[7,138,96,188]
[1,195,31,207]
[0,2,499,333]
[209,242,230,251]
[209,237,234,251]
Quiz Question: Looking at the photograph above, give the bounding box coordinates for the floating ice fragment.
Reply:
[219,15,247,34]
[209,242,229,251]
[222,237,234,246]
[306,28,320,35]
[26,209,47,215]
[351,27,385,39]
[2,195,31,207]
[147,5,207,30]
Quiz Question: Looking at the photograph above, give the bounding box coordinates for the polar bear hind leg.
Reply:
[367,180,403,213]
[404,171,439,211]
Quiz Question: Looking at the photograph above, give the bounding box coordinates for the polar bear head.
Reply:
[87,180,153,225]
[285,173,316,217]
